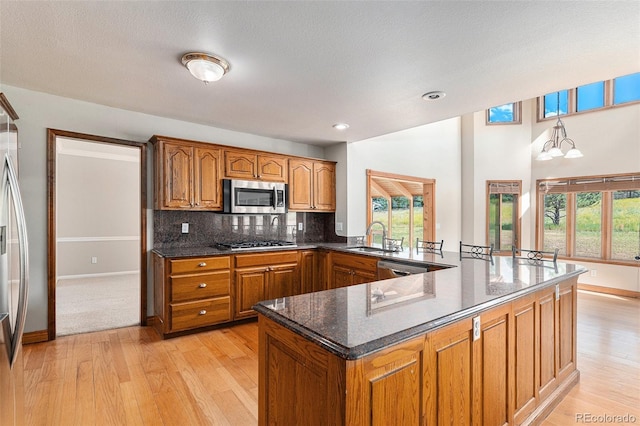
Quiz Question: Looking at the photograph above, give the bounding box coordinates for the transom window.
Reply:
[538,72,640,121]
[486,102,522,125]
[537,173,640,264]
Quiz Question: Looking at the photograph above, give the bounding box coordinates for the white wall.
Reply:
[343,118,462,248]
[4,85,324,333]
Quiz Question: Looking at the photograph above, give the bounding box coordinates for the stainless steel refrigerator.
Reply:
[0,93,28,425]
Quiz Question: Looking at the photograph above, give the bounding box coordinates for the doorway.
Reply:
[47,129,147,339]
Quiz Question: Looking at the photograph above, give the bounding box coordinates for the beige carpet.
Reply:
[56,273,140,336]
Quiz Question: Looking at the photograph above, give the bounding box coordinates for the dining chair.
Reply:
[416,238,444,253]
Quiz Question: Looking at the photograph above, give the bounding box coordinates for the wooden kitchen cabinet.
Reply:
[299,250,317,294]
[234,251,299,319]
[329,252,378,289]
[152,253,232,337]
[288,158,336,211]
[151,136,222,210]
[224,149,288,182]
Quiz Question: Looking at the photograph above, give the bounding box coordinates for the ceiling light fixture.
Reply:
[181,52,230,84]
[536,92,583,161]
[332,123,349,130]
[422,91,446,101]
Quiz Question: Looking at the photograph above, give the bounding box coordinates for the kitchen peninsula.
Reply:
[254,251,586,425]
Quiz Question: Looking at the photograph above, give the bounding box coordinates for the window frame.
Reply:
[536,172,640,266]
[486,180,522,253]
[485,101,522,125]
[366,169,436,251]
[537,73,640,122]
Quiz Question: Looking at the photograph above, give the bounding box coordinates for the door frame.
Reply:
[46,129,148,340]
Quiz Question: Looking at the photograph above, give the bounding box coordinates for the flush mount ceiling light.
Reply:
[536,92,583,161]
[422,91,446,101]
[332,123,350,130]
[181,52,230,84]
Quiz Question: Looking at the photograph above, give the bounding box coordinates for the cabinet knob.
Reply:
[198,262,207,267]
[199,283,207,288]
[199,310,207,315]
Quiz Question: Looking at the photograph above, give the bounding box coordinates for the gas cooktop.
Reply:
[216,240,297,251]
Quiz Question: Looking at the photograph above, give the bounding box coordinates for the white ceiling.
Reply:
[1,1,638,146]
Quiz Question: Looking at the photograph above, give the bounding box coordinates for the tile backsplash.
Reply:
[153,211,346,248]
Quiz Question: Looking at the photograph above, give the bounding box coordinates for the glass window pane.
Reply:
[488,103,515,123]
[489,194,500,249]
[576,81,605,112]
[614,72,640,104]
[574,192,602,258]
[371,197,389,247]
[390,196,410,248]
[611,191,640,261]
[544,90,569,118]
[413,196,424,249]
[543,194,567,254]
[500,194,515,252]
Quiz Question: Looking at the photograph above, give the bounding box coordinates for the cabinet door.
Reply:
[352,269,377,285]
[557,280,576,382]
[163,143,193,208]
[267,263,300,300]
[313,162,336,211]
[299,250,316,294]
[537,286,558,401]
[194,147,222,209]
[513,295,537,424]
[331,265,353,289]
[288,159,313,210]
[257,154,288,182]
[225,150,257,180]
[235,267,267,319]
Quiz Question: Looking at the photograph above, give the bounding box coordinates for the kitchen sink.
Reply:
[344,245,399,254]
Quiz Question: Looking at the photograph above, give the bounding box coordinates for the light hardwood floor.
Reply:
[22,290,639,425]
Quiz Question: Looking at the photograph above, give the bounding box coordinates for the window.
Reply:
[487,181,521,253]
[537,173,640,264]
[538,72,640,121]
[367,170,435,251]
[486,102,521,125]
[613,73,640,105]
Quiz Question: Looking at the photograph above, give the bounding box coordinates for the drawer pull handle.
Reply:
[198,262,207,267]
[199,310,207,315]
[199,283,207,288]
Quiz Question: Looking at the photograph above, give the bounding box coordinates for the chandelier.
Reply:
[536,92,583,161]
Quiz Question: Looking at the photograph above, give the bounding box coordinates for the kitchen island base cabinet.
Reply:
[258,277,579,425]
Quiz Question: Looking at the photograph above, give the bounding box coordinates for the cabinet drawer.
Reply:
[169,256,230,274]
[170,271,230,302]
[331,252,378,271]
[234,251,298,268]
[170,297,231,331]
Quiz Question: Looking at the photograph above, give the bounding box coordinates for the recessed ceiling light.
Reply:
[332,123,349,130]
[422,91,446,101]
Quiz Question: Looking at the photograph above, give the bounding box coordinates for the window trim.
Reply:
[486,180,522,253]
[485,101,522,125]
[366,169,436,251]
[537,74,640,122]
[536,172,640,266]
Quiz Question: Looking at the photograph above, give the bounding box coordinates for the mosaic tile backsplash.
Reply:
[153,211,346,248]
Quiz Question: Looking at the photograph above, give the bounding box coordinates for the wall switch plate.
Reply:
[298,223,304,231]
[472,316,481,341]
[91,257,98,264]
[336,222,343,231]
[182,223,189,233]
[590,269,597,277]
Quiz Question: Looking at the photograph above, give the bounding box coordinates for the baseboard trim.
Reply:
[22,330,49,345]
[57,270,139,280]
[522,369,580,426]
[146,316,159,327]
[578,284,639,299]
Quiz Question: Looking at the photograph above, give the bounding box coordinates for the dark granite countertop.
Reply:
[253,252,587,360]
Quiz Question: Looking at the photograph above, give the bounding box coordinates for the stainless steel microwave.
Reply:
[222,179,287,214]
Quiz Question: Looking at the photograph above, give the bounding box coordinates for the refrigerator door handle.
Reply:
[4,155,29,367]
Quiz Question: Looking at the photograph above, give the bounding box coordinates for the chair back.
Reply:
[459,241,494,261]
[416,239,444,253]
[512,247,559,263]
[383,237,404,252]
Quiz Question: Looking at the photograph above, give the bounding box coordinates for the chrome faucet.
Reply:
[365,221,387,249]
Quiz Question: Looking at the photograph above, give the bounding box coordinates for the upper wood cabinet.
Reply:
[224,150,288,182]
[151,136,222,210]
[289,159,336,212]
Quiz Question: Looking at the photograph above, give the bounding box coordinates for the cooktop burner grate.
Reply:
[216,240,297,251]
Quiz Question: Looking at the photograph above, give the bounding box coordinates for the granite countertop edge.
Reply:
[253,268,586,360]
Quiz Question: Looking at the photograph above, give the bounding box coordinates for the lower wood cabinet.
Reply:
[153,253,232,337]
[234,251,299,319]
[329,252,378,289]
[259,277,579,425]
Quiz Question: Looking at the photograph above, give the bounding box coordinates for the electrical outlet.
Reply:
[91,257,98,264]
[472,316,481,341]
[298,223,304,231]
[336,222,343,231]
[182,223,189,233]
[590,269,597,277]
